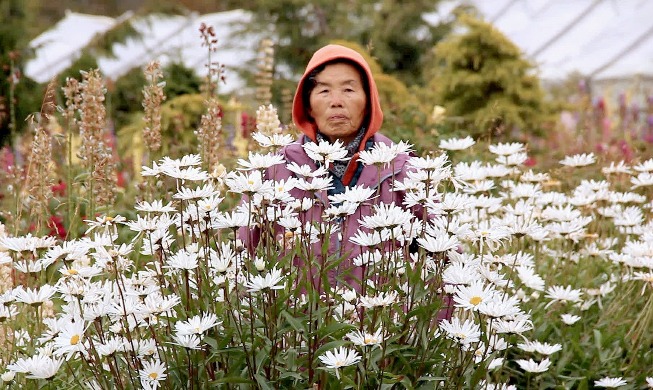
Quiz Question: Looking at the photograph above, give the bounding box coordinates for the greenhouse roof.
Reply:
[24,1,653,88]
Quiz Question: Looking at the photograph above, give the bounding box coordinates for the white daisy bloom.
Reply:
[489,142,525,156]
[243,267,285,293]
[559,153,596,167]
[346,328,385,347]
[594,377,627,388]
[318,346,361,379]
[515,357,551,373]
[139,359,167,389]
[439,317,481,345]
[439,136,475,151]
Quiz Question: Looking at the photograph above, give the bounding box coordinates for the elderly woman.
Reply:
[241,44,452,321]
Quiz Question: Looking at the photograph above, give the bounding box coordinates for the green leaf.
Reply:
[280,310,306,334]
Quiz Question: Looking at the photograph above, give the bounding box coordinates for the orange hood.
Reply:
[292,44,383,148]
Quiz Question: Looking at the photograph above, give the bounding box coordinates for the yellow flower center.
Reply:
[70,334,80,345]
[149,372,158,380]
[68,269,78,275]
[470,296,482,306]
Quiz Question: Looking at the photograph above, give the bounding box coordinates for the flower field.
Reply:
[1,63,653,389]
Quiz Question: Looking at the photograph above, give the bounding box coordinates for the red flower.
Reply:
[48,215,66,239]
[51,180,66,197]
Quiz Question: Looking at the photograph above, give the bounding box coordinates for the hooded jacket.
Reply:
[242,43,412,285]
[240,45,453,319]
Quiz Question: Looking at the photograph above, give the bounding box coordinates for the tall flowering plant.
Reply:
[3,106,653,388]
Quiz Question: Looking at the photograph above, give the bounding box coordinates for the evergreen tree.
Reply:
[426,12,547,139]
[363,0,449,85]
[0,0,41,148]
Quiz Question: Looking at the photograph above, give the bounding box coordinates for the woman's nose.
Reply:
[329,92,344,107]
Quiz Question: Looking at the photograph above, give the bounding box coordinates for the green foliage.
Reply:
[250,1,451,88]
[56,52,99,85]
[362,0,450,85]
[426,13,548,140]
[117,92,207,160]
[110,62,202,130]
[0,0,41,147]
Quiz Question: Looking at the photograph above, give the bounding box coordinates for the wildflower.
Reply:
[561,313,581,325]
[172,333,203,350]
[7,354,64,379]
[453,281,497,311]
[0,305,18,321]
[303,139,348,166]
[346,328,385,347]
[496,152,529,166]
[487,358,504,370]
[545,285,583,307]
[359,291,397,308]
[139,359,167,389]
[417,233,460,254]
[518,340,562,355]
[520,169,550,183]
[174,183,219,201]
[602,160,632,175]
[237,151,285,171]
[318,346,361,379]
[358,142,401,167]
[559,153,596,167]
[14,284,56,307]
[646,377,653,388]
[439,136,475,151]
[53,319,87,359]
[286,162,329,178]
[439,317,481,345]
[328,185,376,205]
[631,172,653,189]
[491,317,533,334]
[633,158,653,172]
[84,214,126,235]
[295,176,333,193]
[478,296,523,318]
[135,200,176,213]
[515,357,551,373]
[516,266,545,291]
[252,132,295,148]
[594,377,627,388]
[1,371,15,382]
[225,170,273,196]
[160,154,202,168]
[442,262,481,285]
[243,267,285,292]
[489,142,525,156]
[165,249,199,270]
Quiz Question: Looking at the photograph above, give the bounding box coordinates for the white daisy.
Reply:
[139,359,167,389]
[439,317,481,345]
[346,328,385,347]
[318,346,361,379]
[243,267,285,292]
[594,377,627,388]
[7,354,64,379]
[560,313,581,325]
[303,139,348,166]
[237,151,285,171]
[515,357,551,373]
[545,285,583,307]
[439,136,475,151]
[560,153,596,167]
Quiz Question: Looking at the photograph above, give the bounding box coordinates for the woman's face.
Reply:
[308,62,368,144]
